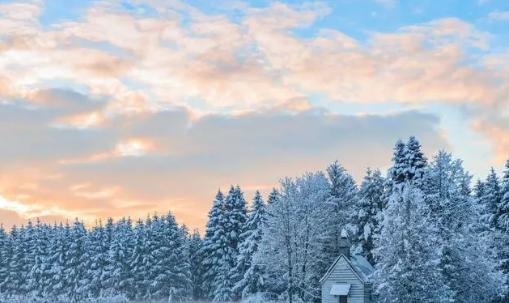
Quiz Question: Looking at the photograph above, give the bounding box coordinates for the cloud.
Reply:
[471,110,509,165]
[0,0,505,116]
[488,11,509,21]
[0,0,507,230]
[0,91,448,229]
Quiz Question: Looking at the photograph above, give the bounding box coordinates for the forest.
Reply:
[0,136,508,303]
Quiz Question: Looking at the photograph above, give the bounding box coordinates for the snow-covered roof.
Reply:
[320,254,375,284]
[349,254,375,282]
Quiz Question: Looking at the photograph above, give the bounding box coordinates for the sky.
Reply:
[0,0,508,231]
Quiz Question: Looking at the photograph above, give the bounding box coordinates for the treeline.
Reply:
[1,136,509,303]
[0,214,191,302]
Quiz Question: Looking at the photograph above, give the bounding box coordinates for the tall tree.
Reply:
[0,225,10,294]
[64,219,90,302]
[324,161,359,263]
[424,150,503,302]
[256,172,331,303]
[354,168,384,263]
[187,229,205,301]
[375,182,453,303]
[375,138,453,303]
[495,159,509,298]
[233,191,267,299]
[201,190,229,301]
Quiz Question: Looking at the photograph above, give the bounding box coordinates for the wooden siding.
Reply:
[321,256,365,303]
[363,283,373,303]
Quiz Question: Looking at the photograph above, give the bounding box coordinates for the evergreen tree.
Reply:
[375,182,453,303]
[201,190,226,300]
[496,158,509,297]
[405,136,427,187]
[129,219,147,300]
[48,223,68,299]
[0,225,10,294]
[484,167,503,228]
[324,161,359,270]
[187,229,205,301]
[233,191,267,298]
[64,219,90,302]
[423,150,503,302]
[375,139,453,303]
[88,220,112,298]
[211,185,248,301]
[267,188,280,205]
[7,225,26,296]
[28,219,52,298]
[387,139,407,186]
[354,168,384,263]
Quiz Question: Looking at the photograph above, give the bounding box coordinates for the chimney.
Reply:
[339,229,350,258]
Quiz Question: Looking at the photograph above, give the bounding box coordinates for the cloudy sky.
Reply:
[0,0,508,231]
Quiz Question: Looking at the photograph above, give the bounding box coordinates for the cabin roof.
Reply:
[319,254,375,284]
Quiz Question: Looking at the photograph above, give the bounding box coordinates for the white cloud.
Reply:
[488,11,509,21]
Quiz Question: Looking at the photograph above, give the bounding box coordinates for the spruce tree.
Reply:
[64,219,90,301]
[233,191,267,298]
[324,161,359,266]
[375,183,453,303]
[496,159,509,296]
[187,229,205,301]
[0,225,10,294]
[213,185,248,301]
[129,219,147,300]
[354,168,384,263]
[267,188,280,205]
[375,139,453,303]
[201,190,227,300]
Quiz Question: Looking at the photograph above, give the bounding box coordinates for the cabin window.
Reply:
[339,295,348,303]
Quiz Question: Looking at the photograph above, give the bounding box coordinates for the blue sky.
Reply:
[0,0,508,229]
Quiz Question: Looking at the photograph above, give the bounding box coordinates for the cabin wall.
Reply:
[363,283,373,303]
[321,257,365,303]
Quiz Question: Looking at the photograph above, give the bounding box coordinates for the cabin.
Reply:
[320,230,375,303]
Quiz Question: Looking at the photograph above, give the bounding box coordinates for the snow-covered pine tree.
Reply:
[150,212,191,301]
[423,150,504,302]
[404,136,427,187]
[323,161,359,272]
[354,168,384,264]
[495,158,509,297]
[113,217,134,297]
[143,214,164,300]
[88,220,112,298]
[484,167,503,228]
[499,159,509,231]
[187,229,205,301]
[47,223,68,299]
[201,190,227,300]
[267,188,280,205]
[8,225,26,296]
[22,220,36,295]
[0,224,11,295]
[232,190,267,299]
[375,182,453,303]
[211,185,248,301]
[387,139,407,186]
[64,219,91,302]
[0,224,10,294]
[129,218,147,300]
[28,219,52,298]
[375,138,454,303]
